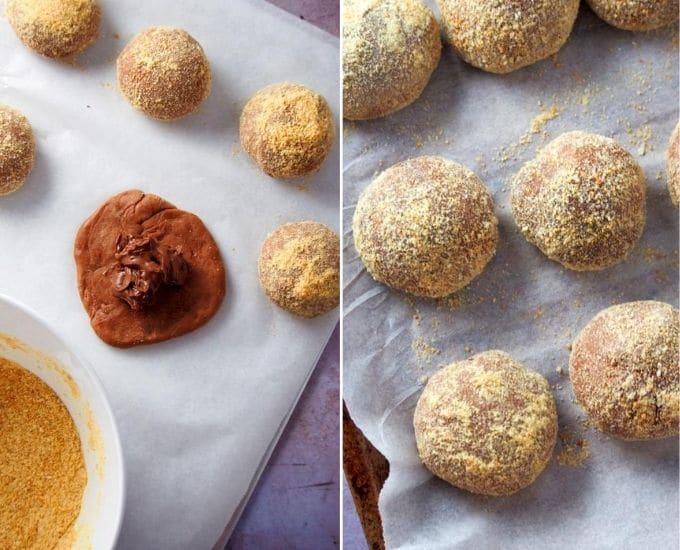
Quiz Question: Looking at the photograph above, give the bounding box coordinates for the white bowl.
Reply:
[0,294,124,550]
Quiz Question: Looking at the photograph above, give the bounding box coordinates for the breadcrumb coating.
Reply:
[240,83,335,178]
[353,156,498,298]
[511,131,646,271]
[117,27,211,120]
[586,0,679,31]
[258,221,340,318]
[6,0,100,58]
[414,350,558,496]
[437,0,579,74]
[343,0,441,120]
[667,122,679,206]
[0,105,35,196]
[570,301,679,440]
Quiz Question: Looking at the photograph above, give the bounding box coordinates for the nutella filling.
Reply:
[112,234,189,310]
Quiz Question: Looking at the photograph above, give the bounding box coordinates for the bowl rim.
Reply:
[0,292,126,550]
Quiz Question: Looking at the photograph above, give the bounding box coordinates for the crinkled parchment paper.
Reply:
[0,0,338,547]
[343,4,679,549]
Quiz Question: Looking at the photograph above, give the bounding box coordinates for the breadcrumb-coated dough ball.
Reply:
[586,0,679,31]
[570,301,679,440]
[667,122,679,207]
[343,0,441,120]
[414,350,558,496]
[511,131,646,271]
[437,0,579,74]
[353,156,498,298]
[258,221,340,318]
[0,105,35,196]
[6,0,100,58]
[240,83,335,179]
[117,27,211,121]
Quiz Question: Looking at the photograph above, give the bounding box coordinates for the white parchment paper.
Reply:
[343,4,679,549]
[0,1,338,548]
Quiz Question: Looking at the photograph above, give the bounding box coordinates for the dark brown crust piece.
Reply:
[74,190,225,347]
[414,350,558,496]
[343,403,388,550]
[343,0,441,120]
[258,221,339,318]
[6,0,101,58]
[570,301,679,440]
[240,83,335,179]
[586,0,679,31]
[117,27,211,121]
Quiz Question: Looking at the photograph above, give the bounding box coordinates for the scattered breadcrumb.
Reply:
[412,336,441,364]
[530,105,561,134]
[557,431,591,466]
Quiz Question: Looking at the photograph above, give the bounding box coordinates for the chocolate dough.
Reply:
[74,190,225,347]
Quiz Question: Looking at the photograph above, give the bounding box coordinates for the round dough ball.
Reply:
[343,0,441,120]
[586,0,679,31]
[0,105,35,196]
[511,131,646,271]
[258,221,340,318]
[353,156,498,298]
[240,83,335,178]
[437,0,579,74]
[570,301,679,440]
[414,350,558,496]
[6,0,100,58]
[667,122,679,207]
[117,27,211,120]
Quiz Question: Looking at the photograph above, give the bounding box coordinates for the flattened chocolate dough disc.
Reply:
[75,190,225,347]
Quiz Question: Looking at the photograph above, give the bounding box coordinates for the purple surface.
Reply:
[227,3,345,549]
[266,0,340,36]
[343,478,368,550]
[227,328,340,550]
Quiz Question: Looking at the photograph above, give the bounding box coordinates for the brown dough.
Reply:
[74,189,225,347]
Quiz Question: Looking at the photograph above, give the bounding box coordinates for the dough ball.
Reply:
[353,156,498,298]
[586,0,679,31]
[117,27,211,120]
[258,221,340,318]
[437,0,579,74]
[343,0,441,120]
[414,350,558,496]
[570,301,679,440]
[240,83,335,178]
[6,0,100,58]
[75,190,225,347]
[0,105,35,196]
[511,131,646,271]
[667,122,679,207]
